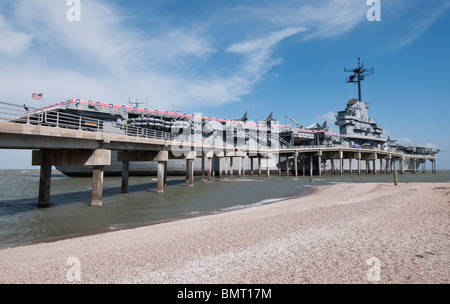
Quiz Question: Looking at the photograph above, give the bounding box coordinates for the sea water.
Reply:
[0,169,448,249]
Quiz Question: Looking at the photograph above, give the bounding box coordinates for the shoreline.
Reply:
[0,182,448,284]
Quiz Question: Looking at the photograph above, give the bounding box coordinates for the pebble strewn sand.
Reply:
[0,182,448,284]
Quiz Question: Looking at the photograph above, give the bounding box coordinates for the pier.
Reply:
[0,102,438,207]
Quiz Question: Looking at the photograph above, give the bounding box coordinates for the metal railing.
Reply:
[0,101,173,141]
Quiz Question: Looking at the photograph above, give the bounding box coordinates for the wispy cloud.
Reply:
[0,14,32,56]
[381,1,450,52]
[0,0,370,110]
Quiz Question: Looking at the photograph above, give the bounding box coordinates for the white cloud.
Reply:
[0,0,371,110]
[317,110,337,123]
[0,15,32,56]
[381,2,450,52]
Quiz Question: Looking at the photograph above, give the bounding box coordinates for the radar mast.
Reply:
[344,57,374,102]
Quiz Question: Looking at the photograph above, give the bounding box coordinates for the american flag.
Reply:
[32,93,43,100]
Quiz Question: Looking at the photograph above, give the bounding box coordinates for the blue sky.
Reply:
[0,0,449,169]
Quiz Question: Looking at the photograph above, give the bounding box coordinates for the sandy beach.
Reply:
[0,182,448,284]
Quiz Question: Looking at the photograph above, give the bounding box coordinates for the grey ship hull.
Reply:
[55,150,424,177]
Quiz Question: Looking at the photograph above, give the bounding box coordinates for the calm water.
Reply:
[0,169,449,249]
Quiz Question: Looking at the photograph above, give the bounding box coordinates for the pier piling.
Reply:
[91,166,104,207]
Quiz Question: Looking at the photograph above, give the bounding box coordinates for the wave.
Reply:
[218,196,291,213]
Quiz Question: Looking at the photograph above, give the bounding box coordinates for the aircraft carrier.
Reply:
[21,58,438,176]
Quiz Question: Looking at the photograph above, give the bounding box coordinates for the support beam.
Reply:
[38,151,52,207]
[230,157,234,179]
[157,161,165,193]
[224,157,229,178]
[218,157,223,180]
[302,154,305,177]
[33,149,111,207]
[373,154,377,175]
[258,156,262,177]
[201,157,205,181]
[185,159,189,183]
[207,157,212,183]
[164,161,167,187]
[238,157,243,178]
[294,155,298,177]
[286,156,290,177]
[278,155,282,176]
[318,155,322,177]
[121,161,129,193]
[91,166,104,207]
[188,158,194,187]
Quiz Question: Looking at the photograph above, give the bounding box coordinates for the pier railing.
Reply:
[0,101,174,141]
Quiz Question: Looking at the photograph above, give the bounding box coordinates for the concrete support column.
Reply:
[224,157,228,178]
[38,151,52,208]
[33,149,111,207]
[185,159,189,183]
[250,157,254,177]
[310,156,313,177]
[374,153,378,175]
[201,157,205,181]
[164,161,168,187]
[267,155,270,178]
[121,161,129,193]
[349,159,352,175]
[207,157,212,183]
[230,157,234,179]
[218,157,223,180]
[241,156,245,178]
[340,152,343,176]
[358,158,361,175]
[366,160,369,175]
[286,156,290,177]
[302,154,306,177]
[258,156,262,177]
[187,158,194,187]
[238,157,242,178]
[91,166,104,207]
[318,155,322,177]
[294,155,298,177]
[278,155,282,176]
[401,158,405,174]
[332,159,336,175]
[157,161,165,193]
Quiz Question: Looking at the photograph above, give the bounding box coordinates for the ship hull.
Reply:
[55,150,425,177]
